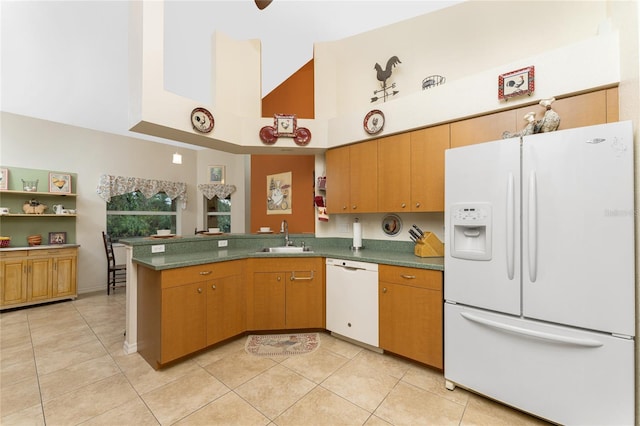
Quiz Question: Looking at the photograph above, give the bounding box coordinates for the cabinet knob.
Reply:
[383,287,387,293]
[401,203,406,208]
[197,288,203,293]
[277,276,281,281]
[415,202,421,208]
[199,271,212,275]
[342,205,347,210]
[352,205,357,210]
[211,284,216,290]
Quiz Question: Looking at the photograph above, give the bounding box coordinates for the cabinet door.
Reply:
[378,134,411,212]
[28,258,52,301]
[350,142,378,212]
[52,255,77,297]
[161,282,207,363]
[325,146,350,214]
[250,272,286,330]
[379,267,443,368]
[207,273,245,345]
[410,124,450,212]
[286,267,324,329]
[450,110,516,148]
[1,259,28,306]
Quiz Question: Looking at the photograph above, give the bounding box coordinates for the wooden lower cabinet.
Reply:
[0,248,77,310]
[137,260,245,368]
[378,264,443,369]
[247,257,324,330]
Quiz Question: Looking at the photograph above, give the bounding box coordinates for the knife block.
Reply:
[414,232,444,257]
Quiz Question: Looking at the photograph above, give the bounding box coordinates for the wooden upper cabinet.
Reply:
[327,142,377,214]
[605,87,619,122]
[378,134,411,212]
[325,145,350,214]
[350,142,378,213]
[450,110,516,148]
[410,124,450,212]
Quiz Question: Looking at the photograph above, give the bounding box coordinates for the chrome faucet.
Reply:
[281,220,292,246]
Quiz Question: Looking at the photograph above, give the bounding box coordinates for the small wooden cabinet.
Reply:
[0,247,77,309]
[137,260,245,368]
[378,264,443,369]
[247,257,324,331]
[326,142,378,214]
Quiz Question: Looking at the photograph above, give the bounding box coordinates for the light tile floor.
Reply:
[1,291,552,425]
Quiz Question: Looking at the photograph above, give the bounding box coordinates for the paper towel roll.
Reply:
[353,221,362,248]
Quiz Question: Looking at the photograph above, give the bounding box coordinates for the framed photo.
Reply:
[274,114,296,137]
[498,66,534,100]
[0,168,7,190]
[49,172,72,194]
[48,232,67,245]
[208,165,225,184]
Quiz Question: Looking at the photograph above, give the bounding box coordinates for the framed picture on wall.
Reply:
[0,168,7,190]
[49,172,72,194]
[274,114,296,137]
[498,65,534,100]
[208,166,225,184]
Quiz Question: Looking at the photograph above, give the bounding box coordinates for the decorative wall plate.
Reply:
[381,214,402,236]
[191,107,214,133]
[364,109,385,134]
[259,126,277,144]
[293,127,311,146]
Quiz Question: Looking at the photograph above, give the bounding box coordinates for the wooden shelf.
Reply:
[0,214,77,217]
[0,190,76,197]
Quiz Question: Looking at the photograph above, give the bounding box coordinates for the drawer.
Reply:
[29,248,77,258]
[0,250,28,259]
[379,264,442,291]
[162,264,217,287]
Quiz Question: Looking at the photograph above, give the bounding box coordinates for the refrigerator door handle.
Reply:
[506,172,515,280]
[528,170,538,282]
[460,312,604,348]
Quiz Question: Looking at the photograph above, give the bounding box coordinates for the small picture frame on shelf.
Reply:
[208,165,225,184]
[0,168,7,190]
[49,232,67,245]
[498,65,534,100]
[274,114,296,137]
[49,172,71,194]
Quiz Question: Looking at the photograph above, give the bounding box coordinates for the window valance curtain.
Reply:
[197,183,236,200]
[97,174,188,208]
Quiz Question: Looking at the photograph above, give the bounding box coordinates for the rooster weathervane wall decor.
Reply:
[371,56,401,103]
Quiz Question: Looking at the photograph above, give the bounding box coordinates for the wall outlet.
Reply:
[218,240,228,247]
[151,244,165,253]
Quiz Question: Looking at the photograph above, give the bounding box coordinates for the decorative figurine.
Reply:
[502,112,537,139]
[536,97,561,133]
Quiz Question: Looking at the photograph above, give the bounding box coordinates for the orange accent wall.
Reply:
[250,155,316,234]
[261,59,315,119]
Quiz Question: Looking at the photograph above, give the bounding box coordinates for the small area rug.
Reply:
[245,333,320,357]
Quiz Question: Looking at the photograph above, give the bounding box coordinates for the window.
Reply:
[107,191,177,240]
[205,195,231,232]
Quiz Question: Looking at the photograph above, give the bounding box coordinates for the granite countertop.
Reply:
[0,244,81,252]
[125,234,444,272]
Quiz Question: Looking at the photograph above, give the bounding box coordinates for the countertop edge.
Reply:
[132,248,444,272]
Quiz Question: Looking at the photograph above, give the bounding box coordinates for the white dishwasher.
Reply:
[325,258,379,347]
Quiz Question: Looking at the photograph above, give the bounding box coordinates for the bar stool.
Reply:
[102,231,126,295]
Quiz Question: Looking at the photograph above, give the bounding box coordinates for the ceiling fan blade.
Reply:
[255,0,273,10]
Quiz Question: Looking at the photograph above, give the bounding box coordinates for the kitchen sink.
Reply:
[257,246,314,254]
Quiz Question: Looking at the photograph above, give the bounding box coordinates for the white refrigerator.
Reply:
[444,121,635,425]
